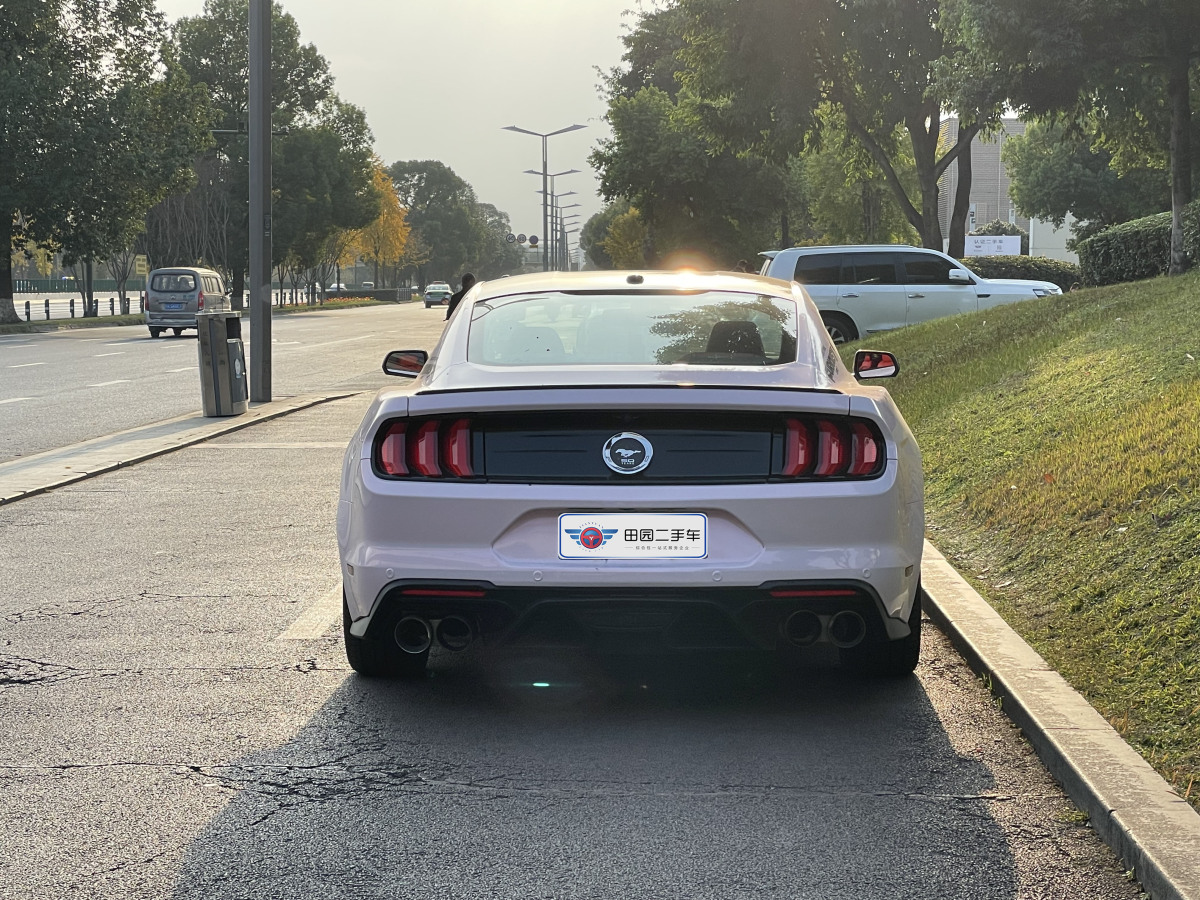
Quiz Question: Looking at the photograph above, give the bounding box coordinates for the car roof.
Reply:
[761,245,924,256]
[469,269,794,300]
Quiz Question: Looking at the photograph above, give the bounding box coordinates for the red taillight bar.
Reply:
[780,416,883,480]
[376,417,475,479]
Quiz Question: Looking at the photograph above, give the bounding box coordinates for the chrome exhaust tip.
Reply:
[781,610,823,647]
[395,615,432,655]
[828,610,867,648]
[435,615,474,652]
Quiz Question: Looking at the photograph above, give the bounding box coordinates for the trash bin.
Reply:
[197,309,248,416]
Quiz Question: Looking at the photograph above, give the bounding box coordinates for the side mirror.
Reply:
[382,350,428,378]
[853,350,899,379]
[948,269,971,284]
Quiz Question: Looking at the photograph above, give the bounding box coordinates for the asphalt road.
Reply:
[0,302,449,463]
[0,393,1144,899]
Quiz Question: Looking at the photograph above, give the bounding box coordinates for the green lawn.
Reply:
[842,271,1200,808]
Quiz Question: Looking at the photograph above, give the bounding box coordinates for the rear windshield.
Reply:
[152,273,197,293]
[467,291,798,367]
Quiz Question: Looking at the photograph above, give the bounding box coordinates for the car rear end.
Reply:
[339,273,923,675]
[340,381,922,662]
[145,269,204,334]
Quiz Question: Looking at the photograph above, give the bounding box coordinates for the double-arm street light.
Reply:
[504,124,586,271]
[526,169,579,271]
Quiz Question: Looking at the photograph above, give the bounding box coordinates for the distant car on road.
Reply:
[759,245,1063,344]
[144,267,228,338]
[423,282,452,308]
[337,269,925,680]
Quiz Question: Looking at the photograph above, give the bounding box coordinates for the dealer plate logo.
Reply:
[602,432,653,475]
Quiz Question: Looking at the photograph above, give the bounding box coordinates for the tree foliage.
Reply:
[1002,121,1170,242]
[1,0,211,322]
[580,200,631,269]
[353,162,410,288]
[960,0,1199,273]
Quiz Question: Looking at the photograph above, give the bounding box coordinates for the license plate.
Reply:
[559,513,707,559]
[164,302,184,310]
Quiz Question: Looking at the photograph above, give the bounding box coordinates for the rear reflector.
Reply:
[375,417,474,480]
[400,588,486,598]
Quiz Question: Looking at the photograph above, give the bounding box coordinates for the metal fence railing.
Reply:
[14,278,147,293]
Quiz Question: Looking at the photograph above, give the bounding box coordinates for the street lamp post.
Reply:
[248,0,271,401]
[526,169,578,271]
[504,124,585,271]
[538,189,576,271]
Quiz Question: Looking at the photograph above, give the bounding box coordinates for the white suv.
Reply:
[759,245,1062,343]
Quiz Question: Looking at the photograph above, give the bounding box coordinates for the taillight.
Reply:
[375,417,475,479]
[778,416,883,480]
[197,290,205,310]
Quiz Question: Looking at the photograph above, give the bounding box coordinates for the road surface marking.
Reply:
[7,362,44,368]
[168,366,199,373]
[92,352,125,358]
[278,584,342,640]
[0,397,32,405]
[88,380,131,387]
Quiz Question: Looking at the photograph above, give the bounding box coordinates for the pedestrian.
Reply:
[734,259,750,272]
[446,273,476,320]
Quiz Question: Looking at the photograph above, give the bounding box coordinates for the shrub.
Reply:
[962,255,1081,292]
[970,219,1029,254]
[1076,199,1200,286]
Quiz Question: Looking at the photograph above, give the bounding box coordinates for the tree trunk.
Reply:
[0,213,18,324]
[232,268,245,307]
[948,133,974,259]
[1166,50,1193,275]
[780,210,790,250]
[85,258,96,318]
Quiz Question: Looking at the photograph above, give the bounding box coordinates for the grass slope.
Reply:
[844,272,1200,808]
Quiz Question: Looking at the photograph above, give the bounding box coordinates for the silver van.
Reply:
[144,267,229,338]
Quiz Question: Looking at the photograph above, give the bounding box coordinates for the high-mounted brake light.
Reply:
[375,417,476,480]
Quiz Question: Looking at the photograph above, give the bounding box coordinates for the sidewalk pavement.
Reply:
[2,398,1198,900]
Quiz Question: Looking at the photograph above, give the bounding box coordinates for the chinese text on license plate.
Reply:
[559,513,707,560]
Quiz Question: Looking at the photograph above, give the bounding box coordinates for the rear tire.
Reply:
[424,301,432,308]
[343,594,428,678]
[149,327,162,338]
[840,584,922,677]
[172,327,184,336]
[821,313,858,344]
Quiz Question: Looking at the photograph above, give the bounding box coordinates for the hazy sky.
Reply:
[154,0,641,250]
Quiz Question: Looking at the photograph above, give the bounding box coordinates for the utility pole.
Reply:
[248,0,272,402]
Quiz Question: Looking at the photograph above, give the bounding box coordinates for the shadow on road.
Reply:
[169,648,1016,899]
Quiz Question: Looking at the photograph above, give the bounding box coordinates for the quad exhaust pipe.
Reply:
[782,610,823,647]
[394,615,476,654]
[828,610,867,648]
[395,616,433,655]
[434,615,474,652]
[781,609,867,649]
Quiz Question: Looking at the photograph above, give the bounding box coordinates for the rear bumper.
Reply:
[354,578,908,651]
[146,313,197,327]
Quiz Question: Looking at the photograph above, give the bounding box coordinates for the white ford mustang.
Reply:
[337,270,924,678]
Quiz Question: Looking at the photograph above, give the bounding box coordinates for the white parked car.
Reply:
[337,270,924,679]
[759,245,1063,343]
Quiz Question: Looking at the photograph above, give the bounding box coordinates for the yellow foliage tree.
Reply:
[354,161,410,288]
[602,207,647,268]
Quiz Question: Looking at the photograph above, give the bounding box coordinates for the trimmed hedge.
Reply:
[1076,200,1200,286]
[962,255,1081,292]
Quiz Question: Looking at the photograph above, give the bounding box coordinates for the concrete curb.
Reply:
[0,392,360,506]
[921,539,1200,900]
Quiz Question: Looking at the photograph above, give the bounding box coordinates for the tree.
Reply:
[677,0,1011,254]
[603,207,649,267]
[962,0,1199,273]
[169,0,344,295]
[466,202,524,280]
[590,85,784,266]
[580,200,632,269]
[388,160,483,282]
[352,162,410,288]
[1002,120,1170,241]
[0,0,210,323]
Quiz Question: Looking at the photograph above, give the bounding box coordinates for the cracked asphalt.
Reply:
[0,394,1146,899]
